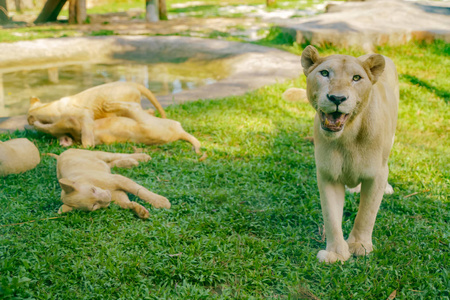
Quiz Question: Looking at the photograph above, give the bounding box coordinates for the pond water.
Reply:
[0,59,228,117]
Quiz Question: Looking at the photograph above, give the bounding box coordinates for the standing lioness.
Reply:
[301,46,398,263]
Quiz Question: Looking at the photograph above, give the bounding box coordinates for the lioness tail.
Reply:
[43,153,59,159]
[135,84,167,119]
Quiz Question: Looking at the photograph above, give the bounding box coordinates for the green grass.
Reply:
[0,26,82,43]
[1,39,449,298]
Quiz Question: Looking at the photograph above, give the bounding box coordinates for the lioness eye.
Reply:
[353,75,361,81]
[320,70,329,77]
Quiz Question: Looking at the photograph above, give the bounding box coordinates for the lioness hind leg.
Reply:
[94,152,151,165]
[108,153,152,168]
[179,132,202,155]
[384,183,394,195]
[111,191,150,219]
[102,101,142,118]
[346,182,394,195]
[112,175,171,209]
[346,184,361,194]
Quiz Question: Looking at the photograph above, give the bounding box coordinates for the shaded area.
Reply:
[400,74,450,103]
[34,0,67,23]
[413,3,450,15]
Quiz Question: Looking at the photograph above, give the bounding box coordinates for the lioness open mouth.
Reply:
[319,111,350,132]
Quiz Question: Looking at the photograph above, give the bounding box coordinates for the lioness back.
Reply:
[0,139,40,176]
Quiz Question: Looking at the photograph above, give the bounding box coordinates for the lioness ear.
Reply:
[30,97,41,106]
[363,54,385,84]
[301,45,321,76]
[58,204,73,214]
[59,178,77,194]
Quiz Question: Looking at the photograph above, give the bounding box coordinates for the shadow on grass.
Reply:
[400,74,450,103]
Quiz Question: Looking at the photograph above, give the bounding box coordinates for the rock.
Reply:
[278,0,450,51]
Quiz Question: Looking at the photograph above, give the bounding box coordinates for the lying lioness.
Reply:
[54,149,171,218]
[300,45,398,263]
[27,81,167,147]
[0,138,40,176]
[33,102,202,154]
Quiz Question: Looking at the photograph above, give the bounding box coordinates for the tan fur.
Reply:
[0,138,40,176]
[33,103,202,154]
[301,45,398,263]
[282,87,308,103]
[27,82,167,147]
[55,149,170,219]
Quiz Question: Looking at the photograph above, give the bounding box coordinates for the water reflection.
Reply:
[0,59,227,117]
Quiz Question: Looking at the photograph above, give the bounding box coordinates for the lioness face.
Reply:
[59,178,112,212]
[301,46,385,137]
[27,97,56,125]
[308,57,372,132]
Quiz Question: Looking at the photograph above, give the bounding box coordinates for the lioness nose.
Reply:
[327,94,347,105]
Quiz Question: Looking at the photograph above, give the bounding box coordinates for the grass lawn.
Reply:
[0,37,448,298]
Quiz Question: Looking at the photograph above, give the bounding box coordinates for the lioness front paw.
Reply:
[131,153,151,162]
[111,158,139,168]
[317,249,351,263]
[152,196,171,209]
[129,202,150,219]
[317,241,351,263]
[348,242,374,256]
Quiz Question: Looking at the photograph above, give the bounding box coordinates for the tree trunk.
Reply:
[145,0,158,22]
[69,0,76,23]
[69,0,86,24]
[159,0,167,20]
[0,73,4,110]
[34,0,67,23]
[76,0,86,24]
[0,0,9,23]
[14,0,21,12]
[266,0,276,7]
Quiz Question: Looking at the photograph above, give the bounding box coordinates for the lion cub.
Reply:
[27,81,166,147]
[0,138,40,176]
[55,149,171,218]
